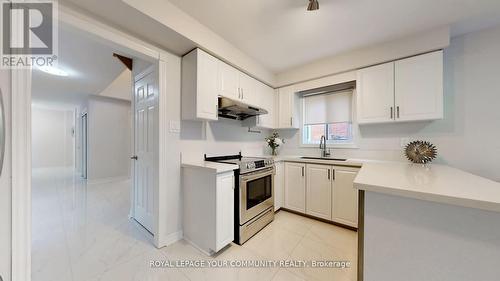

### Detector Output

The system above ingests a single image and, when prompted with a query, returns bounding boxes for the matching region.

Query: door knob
[131,155,138,160]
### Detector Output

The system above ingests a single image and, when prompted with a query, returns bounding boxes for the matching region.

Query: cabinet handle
[290,117,293,126]
[332,169,335,180]
[328,169,330,180]
[302,166,304,177]
[390,107,393,119]
[397,106,400,119]
[241,88,244,100]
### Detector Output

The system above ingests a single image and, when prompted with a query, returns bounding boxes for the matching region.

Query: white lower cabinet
[182,168,234,255]
[284,162,359,228]
[332,167,359,227]
[306,164,332,220]
[216,172,235,251]
[284,162,306,213]
[274,161,284,211]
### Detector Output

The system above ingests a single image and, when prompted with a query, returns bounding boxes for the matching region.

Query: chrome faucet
[319,135,331,158]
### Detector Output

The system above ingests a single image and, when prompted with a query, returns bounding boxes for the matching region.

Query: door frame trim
[11,4,174,281]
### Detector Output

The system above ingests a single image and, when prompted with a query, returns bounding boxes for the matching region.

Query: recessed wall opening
[30,23,156,281]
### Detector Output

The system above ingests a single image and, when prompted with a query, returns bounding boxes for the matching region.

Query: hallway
[31,168,153,281]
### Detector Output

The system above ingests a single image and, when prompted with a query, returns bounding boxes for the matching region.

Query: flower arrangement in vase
[265,131,285,156]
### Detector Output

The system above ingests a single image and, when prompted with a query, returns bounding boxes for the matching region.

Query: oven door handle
[240,168,275,182]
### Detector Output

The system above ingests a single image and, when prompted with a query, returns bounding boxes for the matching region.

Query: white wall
[0,70,11,281]
[364,191,500,281]
[276,27,450,87]
[279,24,500,182]
[98,69,132,101]
[180,119,273,163]
[32,107,75,169]
[87,96,131,181]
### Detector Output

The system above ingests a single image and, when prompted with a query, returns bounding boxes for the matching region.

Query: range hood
[218,96,268,120]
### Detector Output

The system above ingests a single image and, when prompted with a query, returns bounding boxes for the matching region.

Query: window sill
[300,143,359,149]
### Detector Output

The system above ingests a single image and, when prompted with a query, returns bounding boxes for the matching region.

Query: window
[303,123,353,144]
[302,90,354,146]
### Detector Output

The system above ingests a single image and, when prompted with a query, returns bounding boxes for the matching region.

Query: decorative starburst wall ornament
[404,140,437,164]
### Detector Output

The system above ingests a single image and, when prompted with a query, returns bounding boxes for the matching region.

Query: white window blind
[303,90,353,125]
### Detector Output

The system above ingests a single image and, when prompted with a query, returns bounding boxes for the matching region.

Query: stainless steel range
[205,153,275,244]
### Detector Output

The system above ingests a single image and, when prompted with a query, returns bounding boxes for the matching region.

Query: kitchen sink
[300,157,347,161]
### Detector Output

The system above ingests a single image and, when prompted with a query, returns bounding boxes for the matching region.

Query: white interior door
[133,68,158,233]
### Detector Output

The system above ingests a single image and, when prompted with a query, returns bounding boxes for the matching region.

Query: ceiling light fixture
[37,65,69,77]
[307,0,319,11]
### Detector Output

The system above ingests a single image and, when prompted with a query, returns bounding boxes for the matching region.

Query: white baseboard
[157,231,183,249]
[87,176,130,185]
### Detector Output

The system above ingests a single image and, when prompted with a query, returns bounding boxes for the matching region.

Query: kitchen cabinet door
[306,164,332,220]
[216,172,235,251]
[356,62,395,124]
[182,48,218,121]
[257,83,275,129]
[284,162,306,213]
[218,61,240,100]
[277,86,299,129]
[239,73,256,106]
[198,52,219,120]
[332,167,359,228]
[395,51,443,122]
[274,161,284,211]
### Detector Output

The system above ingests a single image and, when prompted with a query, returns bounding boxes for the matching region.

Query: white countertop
[181,161,239,174]
[354,162,500,213]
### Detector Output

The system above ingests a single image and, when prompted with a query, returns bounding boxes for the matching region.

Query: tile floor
[32,168,358,281]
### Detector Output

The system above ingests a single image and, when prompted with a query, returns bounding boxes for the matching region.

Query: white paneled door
[133,68,158,233]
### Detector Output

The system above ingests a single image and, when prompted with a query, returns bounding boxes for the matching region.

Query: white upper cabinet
[277,85,299,129]
[356,51,444,124]
[356,62,395,124]
[395,51,443,121]
[255,82,275,128]
[217,60,258,107]
[239,73,257,106]
[182,49,219,121]
[217,61,240,100]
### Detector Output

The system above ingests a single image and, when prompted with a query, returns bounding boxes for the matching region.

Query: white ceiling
[167,0,500,72]
[32,25,128,106]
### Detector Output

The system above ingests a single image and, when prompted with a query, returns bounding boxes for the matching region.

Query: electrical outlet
[400,138,410,148]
